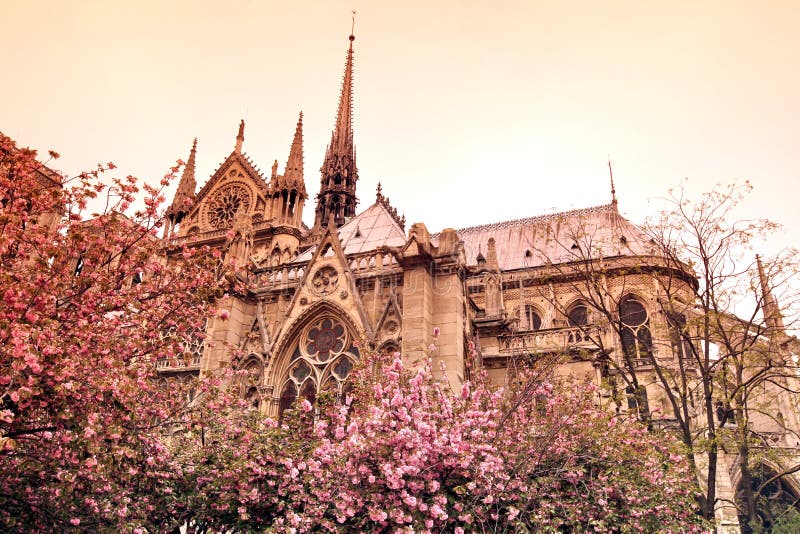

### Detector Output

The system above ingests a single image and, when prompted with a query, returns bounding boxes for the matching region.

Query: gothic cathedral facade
[158,33,800,530]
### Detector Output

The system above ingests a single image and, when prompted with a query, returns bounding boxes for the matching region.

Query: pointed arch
[269,300,364,415]
[735,462,800,532]
[618,294,654,363]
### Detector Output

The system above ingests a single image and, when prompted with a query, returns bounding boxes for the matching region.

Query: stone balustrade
[156,354,201,370]
[498,325,601,355]
[168,220,276,246]
[249,251,400,289]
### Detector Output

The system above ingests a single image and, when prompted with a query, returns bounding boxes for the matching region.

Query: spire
[314,29,360,228]
[166,138,197,222]
[608,157,618,210]
[235,119,245,153]
[331,34,355,157]
[284,111,305,193]
[756,254,785,333]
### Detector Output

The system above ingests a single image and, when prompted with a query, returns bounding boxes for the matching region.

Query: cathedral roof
[296,200,406,262]
[435,203,657,271]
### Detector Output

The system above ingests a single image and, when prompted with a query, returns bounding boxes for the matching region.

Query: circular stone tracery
[304,317,346,363]
[206,183,252,228]
[310,267,339,296]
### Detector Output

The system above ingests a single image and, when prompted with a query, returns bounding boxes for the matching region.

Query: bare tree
[522,182,800,528]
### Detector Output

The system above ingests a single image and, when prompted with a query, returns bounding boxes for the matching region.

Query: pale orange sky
[2,1,798,261]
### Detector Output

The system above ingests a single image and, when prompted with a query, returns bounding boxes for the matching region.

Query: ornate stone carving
[245,359,263,385]
[385,320,399,334]
[302,317,348,364]
[206,182,252,229]
[310,266,339,296]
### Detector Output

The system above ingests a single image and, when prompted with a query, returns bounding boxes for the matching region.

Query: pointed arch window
[567,303,588,327]
[522,305,542,331]
[619,296,653,364]
[279,315,359,419]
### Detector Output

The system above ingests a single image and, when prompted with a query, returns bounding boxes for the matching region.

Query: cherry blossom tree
[0,134,229,531]
[178,347,707,532]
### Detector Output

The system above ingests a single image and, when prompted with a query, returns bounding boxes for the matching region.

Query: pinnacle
[283,111,306,196]
[167,138,198,219]
[235,119,245,153]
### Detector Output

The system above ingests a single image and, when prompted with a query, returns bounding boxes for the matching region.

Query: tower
[313,32,358,228]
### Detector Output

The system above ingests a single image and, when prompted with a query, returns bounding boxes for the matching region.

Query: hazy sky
[2,1,798,259]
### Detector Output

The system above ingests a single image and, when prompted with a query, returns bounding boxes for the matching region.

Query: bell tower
[313,31,358,228]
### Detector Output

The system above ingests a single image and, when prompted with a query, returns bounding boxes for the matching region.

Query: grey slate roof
[296,201,655,272]
[434,204,657,271]
[296,201,407,262]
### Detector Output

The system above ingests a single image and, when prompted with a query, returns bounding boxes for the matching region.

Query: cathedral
[156,32,800,530]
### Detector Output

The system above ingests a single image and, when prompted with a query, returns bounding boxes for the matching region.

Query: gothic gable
[272,219,374,355]
[182,151,270,234]
[374,290,403,346]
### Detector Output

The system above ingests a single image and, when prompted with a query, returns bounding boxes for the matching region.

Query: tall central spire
[332,35,355,156]
[314,28,359,229]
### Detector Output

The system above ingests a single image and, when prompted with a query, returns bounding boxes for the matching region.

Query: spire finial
[235,119,245,153]
[376,181,383,201]
[608,156,618,210]
[350,10,356,44]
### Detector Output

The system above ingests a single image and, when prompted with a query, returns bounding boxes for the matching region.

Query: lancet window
[522,305,542,331]
[567,303,588,327]
[618,296,654,363]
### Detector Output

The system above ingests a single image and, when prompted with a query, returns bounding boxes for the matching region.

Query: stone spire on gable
[486,237,500,272]
[268,114,308,228]
[756,254,785,333]
[165,138,198,236]
[314,30,359,229]
[284,112,305,196]
[235,119,245,153]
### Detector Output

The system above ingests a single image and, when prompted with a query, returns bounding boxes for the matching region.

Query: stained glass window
[278,315,360,418]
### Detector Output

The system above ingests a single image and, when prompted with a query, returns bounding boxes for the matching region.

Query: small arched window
[567,304,588,327]
[619,296,653,363]
[522,305,542,331]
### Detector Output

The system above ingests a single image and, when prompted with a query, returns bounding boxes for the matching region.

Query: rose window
[207,183,251,228]
[304,318,346,363]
